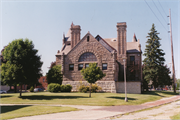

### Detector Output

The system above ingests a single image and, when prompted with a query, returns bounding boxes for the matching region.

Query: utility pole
[168,9,176,93]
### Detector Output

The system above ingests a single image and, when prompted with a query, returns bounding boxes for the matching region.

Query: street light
[122,57,128,102]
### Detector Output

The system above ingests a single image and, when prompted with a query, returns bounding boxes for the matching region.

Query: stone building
[56,22,142,94]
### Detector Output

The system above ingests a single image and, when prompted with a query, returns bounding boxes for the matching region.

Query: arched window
[78,52,97,62]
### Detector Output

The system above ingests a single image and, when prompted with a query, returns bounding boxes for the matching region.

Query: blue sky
[0,0,179,79]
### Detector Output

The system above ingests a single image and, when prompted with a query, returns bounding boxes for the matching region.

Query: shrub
[78,82,102,93]
[29,86,34,92]
[48,83,61,92]
[65,84,72,92]
[60,85,66,92]
[91,83,102,93]
[79,85,89,93]
[78,81,88,93]
[61,84,72,92]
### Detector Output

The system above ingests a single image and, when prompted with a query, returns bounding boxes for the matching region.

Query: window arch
[78,52,97,62]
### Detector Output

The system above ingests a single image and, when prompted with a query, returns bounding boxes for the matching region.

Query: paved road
[1,95,179,120]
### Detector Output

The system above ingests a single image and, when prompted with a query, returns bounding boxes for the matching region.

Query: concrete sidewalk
[2,95,179,120]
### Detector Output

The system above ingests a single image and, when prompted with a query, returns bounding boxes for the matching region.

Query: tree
[157,65,172,87]
[143,24,171,89]
[176,79,180,90]
[49,61,56,69]
[81,63,106,97]
[46,65,63,85]
[0,46,7,64]
[1,38,43,97]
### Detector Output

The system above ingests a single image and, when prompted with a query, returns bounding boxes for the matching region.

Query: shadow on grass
[0,95,13,98]
[107,96,137,100]
[142,91,179,97]
[19,95,88,100]
[1,105,31,113]
[159,91,179,95]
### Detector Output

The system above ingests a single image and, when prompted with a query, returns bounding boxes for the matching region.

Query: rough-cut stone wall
[62,80,116,93]
[116,81,141,94]
[62,33,116,82]
[55,23,143,94]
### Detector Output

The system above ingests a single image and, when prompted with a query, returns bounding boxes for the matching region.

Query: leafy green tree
[81,63,106,97]
[1,38,43,97]
[176,79,180,90]
[46,65,63,85]
[143,24,171,89]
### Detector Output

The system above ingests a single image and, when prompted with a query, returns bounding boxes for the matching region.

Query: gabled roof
[95,35,116,53]
[66,32,98,56]
[57,25,141,56]
[103,37,141,53]
[127,42,140,53]
[65,28,71,41]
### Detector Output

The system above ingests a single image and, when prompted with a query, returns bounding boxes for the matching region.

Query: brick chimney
[116,22,127,57]
[70,23,81,49]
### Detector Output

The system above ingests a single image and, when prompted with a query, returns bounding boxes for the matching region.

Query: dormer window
[111,39,116,41]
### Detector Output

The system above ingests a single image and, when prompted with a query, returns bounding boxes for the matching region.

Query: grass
[0,91,178,106]
[1,105,78,120]
[170,113,180,120]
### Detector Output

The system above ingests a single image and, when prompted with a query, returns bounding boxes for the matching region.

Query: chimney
[70,23,81,49]
[116,22,127,56]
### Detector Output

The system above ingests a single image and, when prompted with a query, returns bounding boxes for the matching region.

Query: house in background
[55,22,142,94]
[38,76,48,90]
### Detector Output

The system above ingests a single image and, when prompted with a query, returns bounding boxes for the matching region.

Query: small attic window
[97,37,100,41]
[87,36,89,42]
[112,39,116,41]
[67,43,70,45]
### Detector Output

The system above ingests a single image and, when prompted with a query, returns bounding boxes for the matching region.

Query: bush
[91,84,102,93]
[60,85,65,92]
[65,84,72,92]
[48,83,61,92]
[79,84,89,93]
[61,84,72,92]
[78,82,102,93]
[29,86,34,92]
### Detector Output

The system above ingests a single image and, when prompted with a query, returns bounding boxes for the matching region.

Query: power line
[152,0,167,24]
[144,0,167,31]
[157,0,167,18]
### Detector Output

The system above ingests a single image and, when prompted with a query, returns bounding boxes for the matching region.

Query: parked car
[0,90,7,94]
[34,88,43,92]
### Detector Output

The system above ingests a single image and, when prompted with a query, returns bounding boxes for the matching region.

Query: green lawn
[0,91,178,106]
[1,105,78,120]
